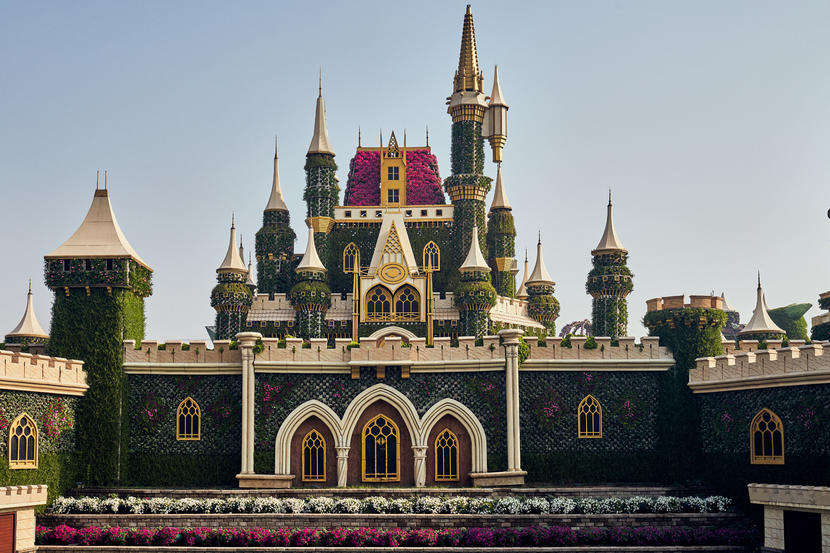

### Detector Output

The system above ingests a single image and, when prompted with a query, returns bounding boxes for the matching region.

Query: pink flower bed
[36,524,757,547]
[344,149,444,206]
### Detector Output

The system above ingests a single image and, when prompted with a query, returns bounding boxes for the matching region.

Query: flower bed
[48,495,732,515]
[36,525,757,548]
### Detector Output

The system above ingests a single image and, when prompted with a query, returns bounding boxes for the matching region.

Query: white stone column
[237,332,262,475]
[821,512,830,553]
[335,446,350,487]
[499,329,523,472]
[764,506,784,552]
[413,446,428,487]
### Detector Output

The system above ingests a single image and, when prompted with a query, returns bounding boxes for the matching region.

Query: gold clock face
[379,263,406,285]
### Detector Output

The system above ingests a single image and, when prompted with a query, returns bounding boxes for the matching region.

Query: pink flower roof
[343,149,445,206]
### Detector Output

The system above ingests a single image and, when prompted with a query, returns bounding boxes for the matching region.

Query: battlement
[690,340,830,392]
[646,295,724,312]
[0,349,87,396]
[123,334,673,367]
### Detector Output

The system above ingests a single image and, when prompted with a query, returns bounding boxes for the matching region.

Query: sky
[1,0,829,341]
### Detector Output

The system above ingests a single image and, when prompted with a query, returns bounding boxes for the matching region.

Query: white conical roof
[296,224,326,273]
[489,164,511,211]
[307,78,334,155]
[45,188,150,269]
[739,276,785,336]
[592,192,626,254]
[527,235,554,286]
[265,137,288,211]
[516,250,529,298]
[6,281,48,339]
[245,255,256,288]
[489,65,508,107]
[721,292,737,312]
[217,218,247,273]
[460,225,490,273]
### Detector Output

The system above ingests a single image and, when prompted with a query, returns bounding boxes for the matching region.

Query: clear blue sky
[2,0,829,341]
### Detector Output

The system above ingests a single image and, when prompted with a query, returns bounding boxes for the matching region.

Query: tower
[525,235,560,334]
[586,193,632,338]
[486,164,516,296]
[454,225,497,337]
[44,180,153,484]
[255,138,296,295]
[4,280,49,352]
[211,218,254,340]
[445,5,492,269]
[289,224,331,339]
[304,78,338,266]
[738,274,786,342]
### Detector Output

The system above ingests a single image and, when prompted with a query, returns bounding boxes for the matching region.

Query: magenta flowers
[344,149,445,206]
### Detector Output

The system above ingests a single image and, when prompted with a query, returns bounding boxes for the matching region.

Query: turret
[525,235,560,333]
[211,217,254,340]
[586,192,632,338]
[245,254,257,295]
[43,176,153,484]
[482,66,508,163]
[255,137,297,295]
[516,250,529,300]
[454,225,497,337]
[738,273,786,341]
[445,5,492,273]
[4,280,49,352]
[486,164,516,296]
[289,224,331,339]
[304,76,338,266]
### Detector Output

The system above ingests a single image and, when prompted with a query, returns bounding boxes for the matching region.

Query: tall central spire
[266,136,288,211]
[308,72,334,155]
[454,4,483,94]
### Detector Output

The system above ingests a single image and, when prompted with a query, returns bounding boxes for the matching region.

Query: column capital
[236,332,263,349]
[412,445,428,459]
[498,328,523,347]
[335,446,350,458]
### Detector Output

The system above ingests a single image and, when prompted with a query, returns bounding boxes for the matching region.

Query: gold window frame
[8,412,38,469]
[301,429,326,482]
[366,285,393,321]
[434,428,459,482]
[393,285,420,321]
[176,397,201,441]
[750,408,784,465]
[362,414,401,482]
[578,395,602,439]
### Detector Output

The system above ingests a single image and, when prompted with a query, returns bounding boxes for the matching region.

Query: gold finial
[454,4,483,94]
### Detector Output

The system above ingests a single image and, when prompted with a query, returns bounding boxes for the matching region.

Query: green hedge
[125,454,239,487]
[0,452,80,510]
[524,452,661,483]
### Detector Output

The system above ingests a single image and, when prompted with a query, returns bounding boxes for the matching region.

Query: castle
[2,6,829,551]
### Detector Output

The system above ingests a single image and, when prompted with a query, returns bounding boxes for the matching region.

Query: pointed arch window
[176,397,201,441]
[362,414,400,482]
[578,395,602,438]
[343,242,359,274]
[366,285,392,321]
[751,408,784,465]
[302,429,326,482]
[9,413,37,469]
[394,285,420,321]
[434,428,459,482]
[423,241,440,271]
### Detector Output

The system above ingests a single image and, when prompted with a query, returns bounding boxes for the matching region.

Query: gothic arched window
[9,413,37,469]
[578,395,602,438]
[362,414,400,482]
[394,285,420,321]
[751,408,784,465]
[176,397,201,441]
[434,428,459,482]
[302,429,326,481]
[366,286,392,321]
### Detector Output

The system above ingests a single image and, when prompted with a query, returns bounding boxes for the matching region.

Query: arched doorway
[347,400,414,485]
[425,414,472,486]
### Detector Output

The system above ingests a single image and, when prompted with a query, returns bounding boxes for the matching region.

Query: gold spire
[454,5,483,94]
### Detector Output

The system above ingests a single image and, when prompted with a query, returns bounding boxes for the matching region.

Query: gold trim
[447,185,487,202]
[577,395,602,439]
[750,408,784,465]
[308,216,335,234]
[362,414,401,482]
[434,428,460,482]
[301,429,326,482]
[176,396,201,441]
[8,412,38,469]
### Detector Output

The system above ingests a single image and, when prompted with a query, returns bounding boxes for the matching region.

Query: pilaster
[237,332,261,476]
[413,446,428,488]
[335,446,350,488]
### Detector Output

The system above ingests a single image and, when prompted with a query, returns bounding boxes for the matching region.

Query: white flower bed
[48,494,732,515]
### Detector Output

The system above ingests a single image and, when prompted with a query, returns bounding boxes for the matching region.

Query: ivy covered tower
[525,236,560,334]
[44,182,153,484]
[304,79,338,267]
[445,5,492,271]
[211,218,254,339]
[255,139,296,295]
[486,164,516,296]
[586,193,632,338]
[455,225,497,337]
[289,224,331,338]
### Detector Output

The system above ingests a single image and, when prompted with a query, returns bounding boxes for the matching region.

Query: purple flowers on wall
[343,149,445,206]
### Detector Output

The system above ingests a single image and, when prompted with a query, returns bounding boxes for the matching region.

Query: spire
[239,232,244,261]
[6,280,48,339]
[460,225,490,272]
[489,163,511,211]
[296,223,326,274]
[307,73,334,155]
[265,136,288,211]
[217,217,247,273]
[454,5,483,93]
[516,249,529,298]
[527,234,554,286]
[739,273,785,336]
[489,65,507,106]
[245,253,256,290]
[592,190,626,254]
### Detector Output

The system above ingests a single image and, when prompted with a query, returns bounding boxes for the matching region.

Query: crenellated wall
[525,336,670,361]
[123,340,241,365]
[0,349,86,395]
